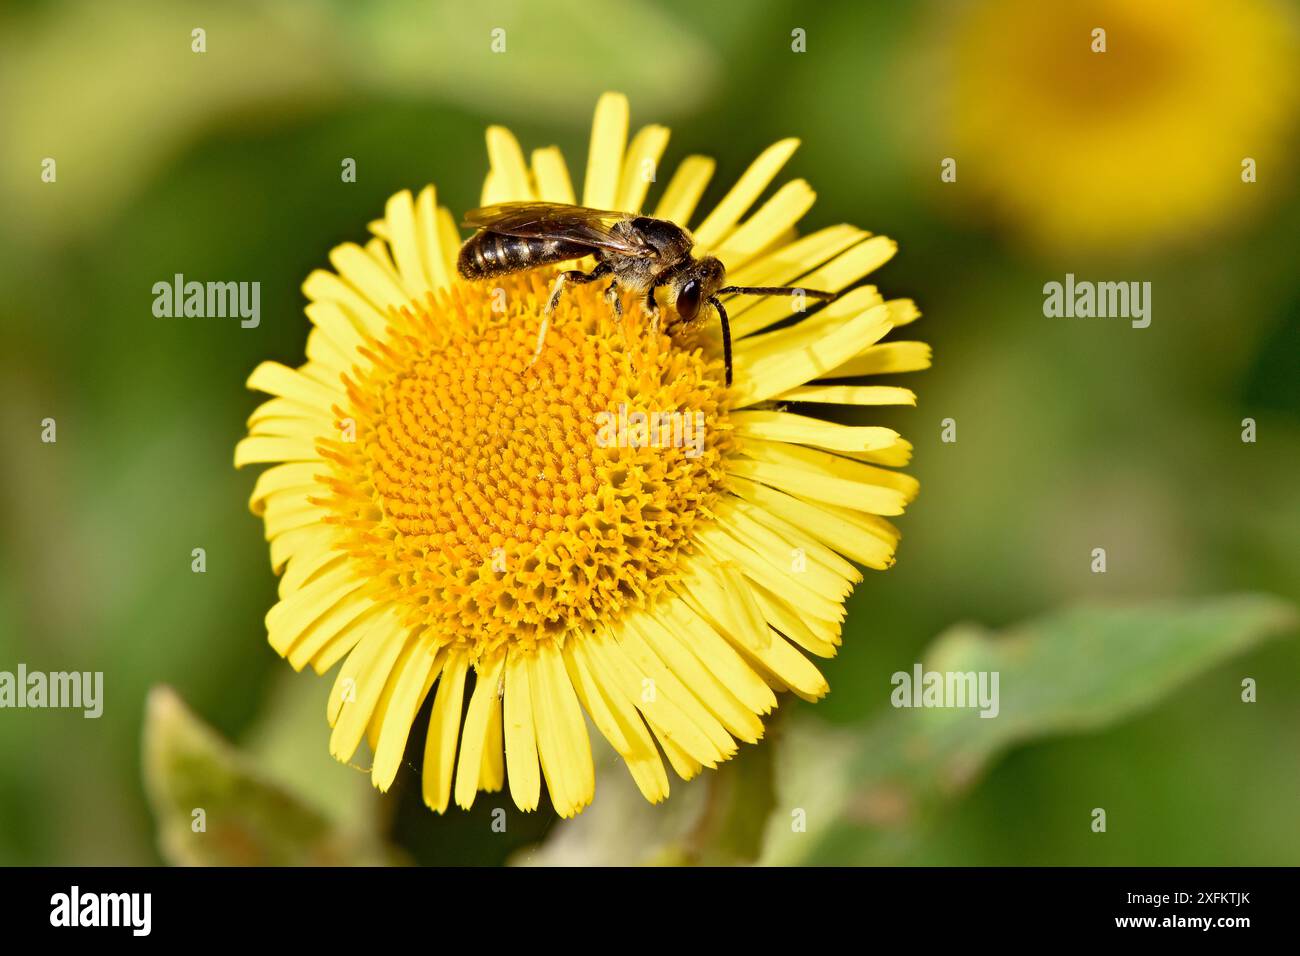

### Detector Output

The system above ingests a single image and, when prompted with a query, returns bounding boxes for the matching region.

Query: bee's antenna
[709,296,733,387]
[718,285,838,301]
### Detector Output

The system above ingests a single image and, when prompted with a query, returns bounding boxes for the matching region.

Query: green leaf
[142,685,402,866]
[760,593,1297,864]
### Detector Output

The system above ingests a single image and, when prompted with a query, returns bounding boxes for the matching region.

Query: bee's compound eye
[676,279,702,322]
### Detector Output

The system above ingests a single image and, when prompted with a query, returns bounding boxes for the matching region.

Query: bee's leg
[604,280,623,319]
[534,262,612,370]
[644,289,661,335]
[545,261,611,315]
[544,276,567,316]
[603,281,634,370]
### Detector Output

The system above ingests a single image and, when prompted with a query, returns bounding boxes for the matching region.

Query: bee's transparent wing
[462,202,655,257]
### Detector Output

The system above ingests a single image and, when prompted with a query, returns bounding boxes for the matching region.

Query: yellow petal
[730,302,895,407]
[657,733,704,782]
[436,206,462,279]
[528,642,594,817]
[415,185,450,291]
[726,455,908,516]
[886,298,921,327]
[248,414,328,443]
[695,526,845,624]
[723,495,861,586]
[725,476,901,572]
[566,639,670,803]
[715,500,859,596]
[266,563,365,657]
[531,146,576,204]
[249,462,323,515]
[662,597,776,715]
[737,629,830,702]
[631,613,765,743]
[372,640,440,792]
[503,648,541,811]
[750,585,840,658]
[287,593,379,672]
[302,268,389,339]
[725,224,866,299]
[329,242,411,312]
[303,300,367,358]
[734,286,886,363]
[246,361,342,407]
[246,396,332,431]
[653,155,715,225]
[830,340,933,377]
[674,554,768,652]
[328,618,410,762]
[729,236,897,338]
[584,628,725,767]
[776,384,917,405]
[479,684,505,793]
[234,436,320,467]
[455,654,507,809]
[269,523,331,574]
[615,619,736,758]
[384,190,430,296]
[744,436,920,503]
[563,640,629,753]
[732,409,903,452]
[583,92,629,209]
[681,578,829,701]
[693,138,800,249]
[422,651,469,812]
[276,544,343,600]
[714,179,816,271]
[485,125,534,203]
[616,124,670,212]
[260,496,328,539]
[479,169,499,207]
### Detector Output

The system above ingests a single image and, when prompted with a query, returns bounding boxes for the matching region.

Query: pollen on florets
[314,270,733,657]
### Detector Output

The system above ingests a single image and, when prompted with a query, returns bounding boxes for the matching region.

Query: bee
[457,201,836,385]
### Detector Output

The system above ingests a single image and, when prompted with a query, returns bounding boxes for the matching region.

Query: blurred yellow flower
[937,0,1300,249]
[235,93,926,817]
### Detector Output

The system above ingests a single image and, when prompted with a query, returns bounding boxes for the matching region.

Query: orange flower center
[317,271,731,656]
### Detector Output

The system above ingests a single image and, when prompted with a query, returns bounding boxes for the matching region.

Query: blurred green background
[1,0,1297,865]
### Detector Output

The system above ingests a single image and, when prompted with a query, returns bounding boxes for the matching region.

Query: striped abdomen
[457,232,592,280]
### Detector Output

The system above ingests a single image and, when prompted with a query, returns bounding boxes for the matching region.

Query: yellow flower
[235,93,927,817]
[936,0,1300,249]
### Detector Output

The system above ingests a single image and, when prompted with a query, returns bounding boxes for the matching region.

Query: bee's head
[669,257,726,328]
